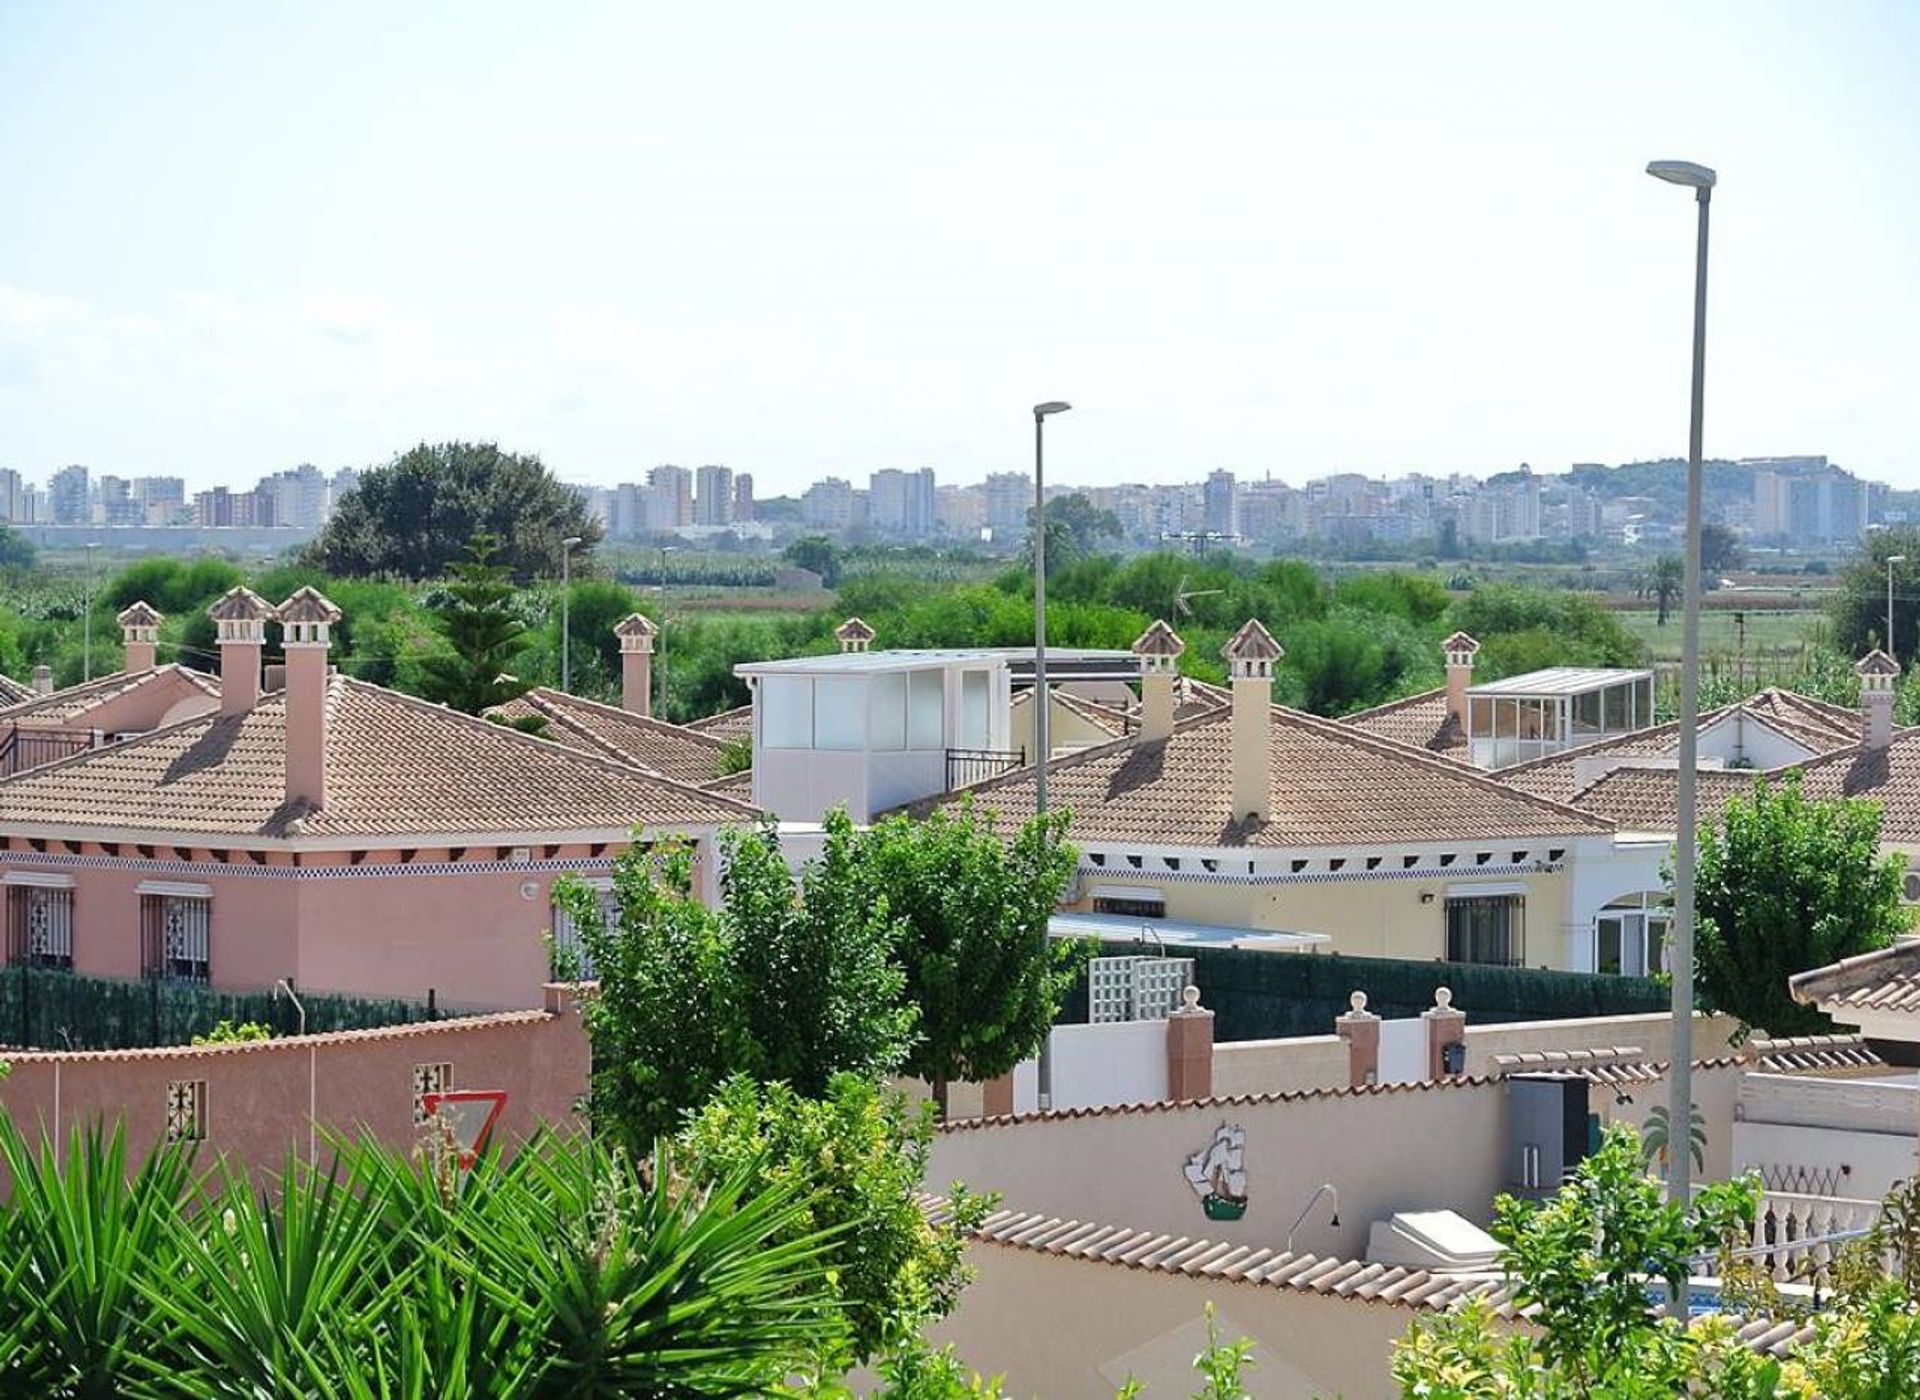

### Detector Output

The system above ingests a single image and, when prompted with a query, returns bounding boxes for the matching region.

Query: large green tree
[858,804,1083,1113]
[417,535,540,717]
[1692,774,1908,1035]
[1833,525,1920,660]
[305,440,601,579]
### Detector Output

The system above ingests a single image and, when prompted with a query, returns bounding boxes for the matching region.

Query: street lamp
[1647,156,1715,1223]
[82,542,100,681]
[657,545,677,715]
[559,536,584,693]
[1888,556,1907,664]
[1031,400,1070,1113]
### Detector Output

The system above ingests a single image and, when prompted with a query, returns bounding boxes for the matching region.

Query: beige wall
[931,1232,1491,1399]
[930,1080,1509,1261]
[0,989,589,1186]
[1212,1035,1350,1098]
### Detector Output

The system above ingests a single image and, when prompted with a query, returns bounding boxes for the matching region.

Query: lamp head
[563,535,584,549]
[1890,555,1908,566]
[1646,160,1717,190]
[1034,401,1072,419]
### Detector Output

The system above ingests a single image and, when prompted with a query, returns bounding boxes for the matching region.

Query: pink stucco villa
[0,586,758,1009]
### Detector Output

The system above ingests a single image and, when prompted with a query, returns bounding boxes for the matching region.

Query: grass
[1617,606,1831,664]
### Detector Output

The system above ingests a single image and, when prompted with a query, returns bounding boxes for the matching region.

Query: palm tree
[1647,555,1685,627]
[1641,1102,1706,1177]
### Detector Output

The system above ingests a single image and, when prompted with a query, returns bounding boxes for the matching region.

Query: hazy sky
[3,2,1917,494]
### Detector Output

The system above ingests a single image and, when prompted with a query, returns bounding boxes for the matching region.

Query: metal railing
[0,725,99,776]
[946,747,1025,790]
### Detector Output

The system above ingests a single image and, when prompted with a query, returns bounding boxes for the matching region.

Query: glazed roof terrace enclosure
[1466,667,1656,770]
[735,647,1141,821]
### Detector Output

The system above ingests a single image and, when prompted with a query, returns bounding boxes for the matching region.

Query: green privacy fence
[0,965,458,1051]
[1061,941,1669,1043]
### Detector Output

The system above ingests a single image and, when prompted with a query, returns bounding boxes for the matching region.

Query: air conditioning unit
[1903,871,1920,905]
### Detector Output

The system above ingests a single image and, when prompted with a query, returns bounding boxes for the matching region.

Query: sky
[2,2,1918,495]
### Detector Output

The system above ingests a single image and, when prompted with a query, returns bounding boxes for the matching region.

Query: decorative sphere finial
[1350,990,1368,1013]
[1434,986,1454,1010]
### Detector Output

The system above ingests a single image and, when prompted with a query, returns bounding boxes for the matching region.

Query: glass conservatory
[1465,667,1655,769]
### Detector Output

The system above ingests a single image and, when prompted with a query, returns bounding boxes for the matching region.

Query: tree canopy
[416,535,540,718]
[304,441,601,579]
[1832,525,1920,660]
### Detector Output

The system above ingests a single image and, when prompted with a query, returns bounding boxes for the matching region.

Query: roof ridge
[518,687,731,750]
[1338,685,1446,722]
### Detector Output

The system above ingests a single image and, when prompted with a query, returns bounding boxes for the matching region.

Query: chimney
[207,586,274,716]
[1857,649,1899,751]
[31,665,52,696]
[1131,619,1185,744]
[115,601,163,672]
[1443,631,1481,730]
[835,616,875,654]
[614,613,658,717]
[1335,991,1381,1087]
[277,586,342,811]
[1222,619,1282,825]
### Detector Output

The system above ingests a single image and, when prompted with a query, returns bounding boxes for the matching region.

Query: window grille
[141,894,210,983]
[7,885,73,969]
[413,1062,453,1126]
[166,1080,207,1142]
[551,884,618,979]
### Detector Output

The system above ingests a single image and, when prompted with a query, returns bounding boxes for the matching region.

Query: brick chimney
[208,587,274,716]
[1857,649,1898,751]
[277,586,342,811]
[1222,619,1282,825]
[1131,619,1185,744]
[614,613,657,716]
[31,665,52,696]
[1335,990,1381,1087]
[1443,631,1480,730]
[115,601,163,672]
[835,616,875,654]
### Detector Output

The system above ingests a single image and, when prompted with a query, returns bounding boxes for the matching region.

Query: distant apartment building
[0,468,29,523]
[132,477,187,525]
[984,472,1032,538]
[1202,469,1238,536]
[1457,467,1542,544]
[330,468,361,507]
[257,463,330,530]
[648,465,694,528]
[938,484,986,538]
[869,467,936,538]
[49,465,90,525]
[1238,480,1299,543]
[96,475,142,526]
[732,472,754,523]
[694,464,734,526]
[802,476,855,531]
[194,487,277,529]
[1748,456,1866,547]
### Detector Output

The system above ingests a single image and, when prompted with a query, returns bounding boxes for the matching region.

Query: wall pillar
[1425,986,1468,1079]
[1334,990,1381,1087]
[981,1072,1015,1118]
[1166,985,1215,1101]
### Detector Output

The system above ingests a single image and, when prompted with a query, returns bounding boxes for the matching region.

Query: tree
[304,440,601,579]
[417,535,541,718]
[1692,774,1908,1035]
[1700,521,1746,576]
[783,536,844,588]
[1832,526,1920,659]
[0,524,35,576]
[1038,493,1123,559]
[857,805,1083,1113]
[1646,554,1684,626]
[556,813,916,1152]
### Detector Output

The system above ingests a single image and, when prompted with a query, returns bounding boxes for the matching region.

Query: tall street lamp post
[1888,555,1907,663]
[1647,158,1715,1227]
[1032,399,1071,1112]
[83,541,100,681]
[559,536,584,693]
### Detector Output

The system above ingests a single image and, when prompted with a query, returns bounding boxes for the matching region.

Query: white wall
[1560,834,1668,972]
[1007,1020,1168,1114]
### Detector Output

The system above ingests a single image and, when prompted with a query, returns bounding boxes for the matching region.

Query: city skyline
[3,4,1918,492]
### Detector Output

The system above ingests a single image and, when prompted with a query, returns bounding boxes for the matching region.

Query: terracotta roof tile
[115,600,164,628]
[0,665,219,726]
[488,688,735,786]
[0,675,758,840]
[1339,689,1469,761]
[276,586,343,624]
[834,616,876,642]
[914,705,1606,847]
[613,612,658,640]
[1132,620,1186,658]
[685,704,753,742]
[1791,942,1920,1016]
[1222,618,1283,662]
[0,674,31,707]
[207,586,274,622]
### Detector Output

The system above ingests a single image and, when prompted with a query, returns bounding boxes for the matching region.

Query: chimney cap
[115,600,164,629]
[834,616,876,643]
[1132,619,1187,658]
[276,586,343,625]
[1222,618,1284,663]
[613,612,659,639]
[1442,630,1481,656]
[1856,649,1900,678]
[207,586,275,623]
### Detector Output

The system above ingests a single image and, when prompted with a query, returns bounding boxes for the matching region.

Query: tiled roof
[1132,620,1186,658]
[930,1200,1816,1356]
[1222,618,1283,662]
[1748,1034,1885,1074]
[1858,649,1900,678]
[488,688,735,787]
[1790,942,1920,1016]
[1490,1046,1664,1085]
[915,705,1607,847]
[613,612,658,640]
[685,704,753,742]
[700,769,755,800]
[0,665,219,726]
[1009,687,1131,741]
[115,601,164,628]
[1565,766,1755,832]
[1338,689,1468,761]
[0,675,758,840]
[3,1007,553,1063]
[276,586,342,625]
[1173,676,1232,719]
[0,674,34,706]
[834,616,876,642]
[1442,630,1480,654]
[207,586,274,622]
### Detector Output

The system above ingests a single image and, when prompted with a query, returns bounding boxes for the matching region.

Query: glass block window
[413,1062,453,1126]
[166,1080,207,1142]
[7,884,73,969]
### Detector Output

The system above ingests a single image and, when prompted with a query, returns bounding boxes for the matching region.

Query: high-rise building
[330,468,361,512]
[1202,469,1238,536]
[132,477,187,525]
[97,475,141,526]
[258,463,330,529]
[732,472,754,522]
[648,465,694,528]
[984,472,1031,539]
[0,469,24,523]
[937,485,986,537]
[802,477,855,531]
[49,464,90,525]
[869,467,936,538]
[695,464,735,526]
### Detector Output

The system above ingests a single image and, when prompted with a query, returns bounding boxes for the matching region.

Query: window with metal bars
[141,894,210,983]
[7,885,73,969]
[413,1062,453,1126]
[550,884,618,980]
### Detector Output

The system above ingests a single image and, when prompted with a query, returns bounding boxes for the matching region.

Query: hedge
[0,965,457,1051]
[1063,941,1669,1042]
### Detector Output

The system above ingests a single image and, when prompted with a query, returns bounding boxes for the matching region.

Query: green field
[1615,606,1831,664]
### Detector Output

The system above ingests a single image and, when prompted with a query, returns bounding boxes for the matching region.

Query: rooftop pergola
[1466,667,1655,769]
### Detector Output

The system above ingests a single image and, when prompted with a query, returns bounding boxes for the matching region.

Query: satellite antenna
[1174,575,1224,618]
[421,1089,508,1177]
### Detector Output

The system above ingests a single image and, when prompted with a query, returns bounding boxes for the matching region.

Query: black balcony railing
[0,725,99,777]
[946,747,1025,790]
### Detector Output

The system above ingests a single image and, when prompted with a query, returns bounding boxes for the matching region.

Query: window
[413,1062,453,1126]
[551,882,617,979]
[1092,891,1167,919]
[1446,894,1524,965]
[7,883,73,969]
[868,673,907,751]
[141,893,209,983]
[166,1080,207,1142]
[762,676,814,749]
[959,670,991,749]
[1592,892,1670,977]
[815,676,866,751]
[908,669,945,749]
